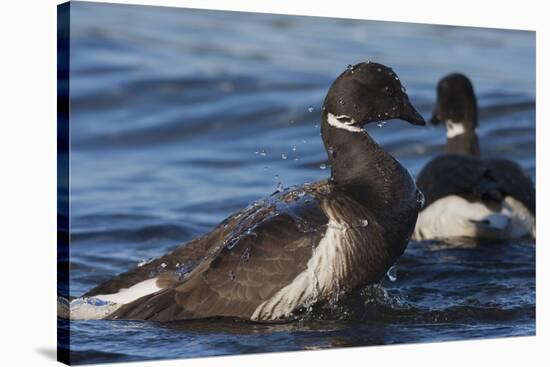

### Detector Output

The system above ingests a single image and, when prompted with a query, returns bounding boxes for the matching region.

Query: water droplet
[319,163,327,170]
[294,157,300,161]
[281,153,288,160]
[302,139,307,144]
[401,86,406,93]
[276,182,284,192]
[308,105,314,113]
[245,228,258,238]
[394,76,399,80]
[263,166,268,171]
[160,263,167,268]
[274,174,279,180]
[313,123,319,128]
[346,64,354,73]
[241,247,251,262]
[322,106,326,111]
[377,68,382,72]
[291,145,297,152]
[225,238,239,250]
[361,219,369,227]
[386,266,397,282]
[377,121,387,128]
[228,270,236,281]
[328,146,336,158]
[417,190,426,209]
[259,149,267,156]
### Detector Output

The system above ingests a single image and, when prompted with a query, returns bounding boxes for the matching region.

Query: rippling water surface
[59,2,536,364]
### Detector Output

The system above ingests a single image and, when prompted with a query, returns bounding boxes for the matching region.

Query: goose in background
[413,73,535,241]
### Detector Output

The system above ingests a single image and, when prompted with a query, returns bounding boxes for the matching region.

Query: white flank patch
[446,120,465,138]
[94,278,162,305]
[251,207,355,321]
[326,113,363,133]
[413,195,535,240]
[57,278,164,321]
[502,196,536,238]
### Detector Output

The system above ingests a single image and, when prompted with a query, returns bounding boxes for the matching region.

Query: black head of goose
[430,73,480,156]
[80,62,425,323]
[413,73,535,241]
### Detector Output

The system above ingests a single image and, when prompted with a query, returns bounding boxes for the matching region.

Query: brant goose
[413,73,535,241]
[82,62,426,322]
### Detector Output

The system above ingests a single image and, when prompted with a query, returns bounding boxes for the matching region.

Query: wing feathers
[107,186,330,321]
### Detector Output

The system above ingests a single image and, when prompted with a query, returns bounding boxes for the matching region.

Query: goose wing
[105,185,330,321]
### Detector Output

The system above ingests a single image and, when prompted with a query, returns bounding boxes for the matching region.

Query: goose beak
[400,97,426,126]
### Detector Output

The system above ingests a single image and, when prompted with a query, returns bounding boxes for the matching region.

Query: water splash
[58,297,120,321]
[175,261,198,280]
[386,266,397,282]
[308,105,314,113]
[319,163,327,170]
[137,258,153,267]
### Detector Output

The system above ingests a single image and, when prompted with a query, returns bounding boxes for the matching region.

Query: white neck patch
[446,120,465,138]
[326,113,363,133]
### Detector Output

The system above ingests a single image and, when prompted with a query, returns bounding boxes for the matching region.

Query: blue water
[60,2,536,364]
